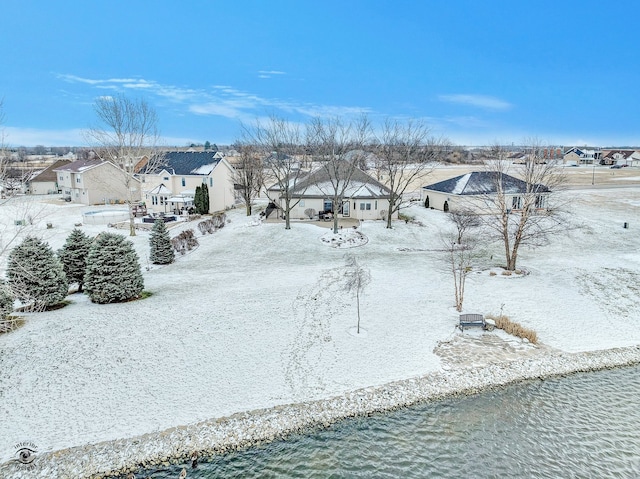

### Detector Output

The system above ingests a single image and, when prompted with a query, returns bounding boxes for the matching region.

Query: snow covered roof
[268,160,392,199]
[145,151,222,176]
[423,171,550,195]
[53,159,106,173]
[145,183,172,196]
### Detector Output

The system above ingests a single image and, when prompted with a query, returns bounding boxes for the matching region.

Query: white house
[139,151,235,214]
[54,159,140,205]
[267,161,397,221]
[563,147,601,165]
[422,171,550,213]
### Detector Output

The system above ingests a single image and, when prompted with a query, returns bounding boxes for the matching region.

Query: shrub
[84,233,144,304]
[304,208,317,220]
[487,314,538,344]
[171,229,199,255]
[0,282,14,320]
[399,212,414,224]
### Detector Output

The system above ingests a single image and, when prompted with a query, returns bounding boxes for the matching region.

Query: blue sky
[1,0,638,148]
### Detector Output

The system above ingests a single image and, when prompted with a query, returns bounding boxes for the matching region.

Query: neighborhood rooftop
[149,151,222,176]
[423,171,550,195]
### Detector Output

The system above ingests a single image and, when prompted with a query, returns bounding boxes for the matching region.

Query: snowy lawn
[1,187,640,463]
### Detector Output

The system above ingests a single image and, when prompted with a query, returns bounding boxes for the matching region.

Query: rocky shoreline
[3,345,640,479]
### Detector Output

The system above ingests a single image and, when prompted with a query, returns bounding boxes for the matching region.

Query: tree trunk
[129,212,136,237]
[356,287,361,334]
[245,203,252,216]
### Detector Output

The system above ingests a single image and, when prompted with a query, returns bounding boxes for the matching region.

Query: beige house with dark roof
[54,159,141,205]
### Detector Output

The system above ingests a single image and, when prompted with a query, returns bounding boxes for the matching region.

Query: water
[131,365,640,478]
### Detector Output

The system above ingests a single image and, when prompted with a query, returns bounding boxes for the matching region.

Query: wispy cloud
[257,70,286,79]
[58,73,370,122]
[438,94,512,111]
[4,126,85,147]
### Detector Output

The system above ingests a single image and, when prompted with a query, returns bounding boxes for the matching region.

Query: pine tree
[149,219,175,265]
[84,233,144,304]
[0,282,14,320]
[7,236,68,311]
[201,182,210,214]
[194,185,203,214]
[58,228,93,292]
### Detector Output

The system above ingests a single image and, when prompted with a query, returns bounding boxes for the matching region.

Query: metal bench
[459,313,486,331]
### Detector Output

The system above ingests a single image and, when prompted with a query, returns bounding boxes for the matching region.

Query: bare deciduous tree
[344,254,371,334]
[448,207,481,245]
[232,140,264,216]
[373,119,447,228]
[85,94,163,236]
[480,141,567,271]
[442,235,478,312]
[244,116,307,229]
[307,116,370,234]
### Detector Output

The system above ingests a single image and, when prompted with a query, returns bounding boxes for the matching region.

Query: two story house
[54,159,141,205]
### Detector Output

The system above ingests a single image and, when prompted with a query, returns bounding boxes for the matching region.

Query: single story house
[267,161,397,221]
[422,171,550,213]
[54,159,141,205]
[139,151,236,214]
[28,159,71,195]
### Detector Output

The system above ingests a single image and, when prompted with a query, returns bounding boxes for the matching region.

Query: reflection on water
[129,365,640,478]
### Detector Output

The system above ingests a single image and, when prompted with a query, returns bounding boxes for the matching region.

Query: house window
[375,200,378,210]
[152,196,158,205]
[360,202,372,210]
[209,178,213,187]
[76,177,81,183]
[181,178,186,187]
[323,199,333,212]
[59,175,64,181]
[512,196,522,210]
[535,195,546,209]
[163,176,169,181]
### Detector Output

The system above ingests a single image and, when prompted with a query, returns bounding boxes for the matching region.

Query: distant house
[600,149,640,166]
[54,159,141,205]
[422,171,550,213]
[267,161,396,220]
[563,147,601,165]
[29,159,71,195]
[139,151,235,214]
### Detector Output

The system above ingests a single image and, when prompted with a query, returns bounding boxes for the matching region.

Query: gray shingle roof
[423,171,550,195]
[148,151,221,176]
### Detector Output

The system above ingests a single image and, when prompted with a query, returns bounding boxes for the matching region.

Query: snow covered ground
[1,185,640,466]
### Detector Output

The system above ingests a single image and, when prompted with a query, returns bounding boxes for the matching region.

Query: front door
[341,201,350,217]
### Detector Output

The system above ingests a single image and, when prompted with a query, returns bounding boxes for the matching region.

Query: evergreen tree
[84,233,144,304]
[149,219,175,265]
[204,140,211,150]
[194,185,203,214]
[7,236,68,311]
[0,282,14,320]
[58,228,93,292]
[201,182,210,214]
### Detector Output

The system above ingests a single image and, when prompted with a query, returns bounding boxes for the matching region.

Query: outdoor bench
[459,313,486,331]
